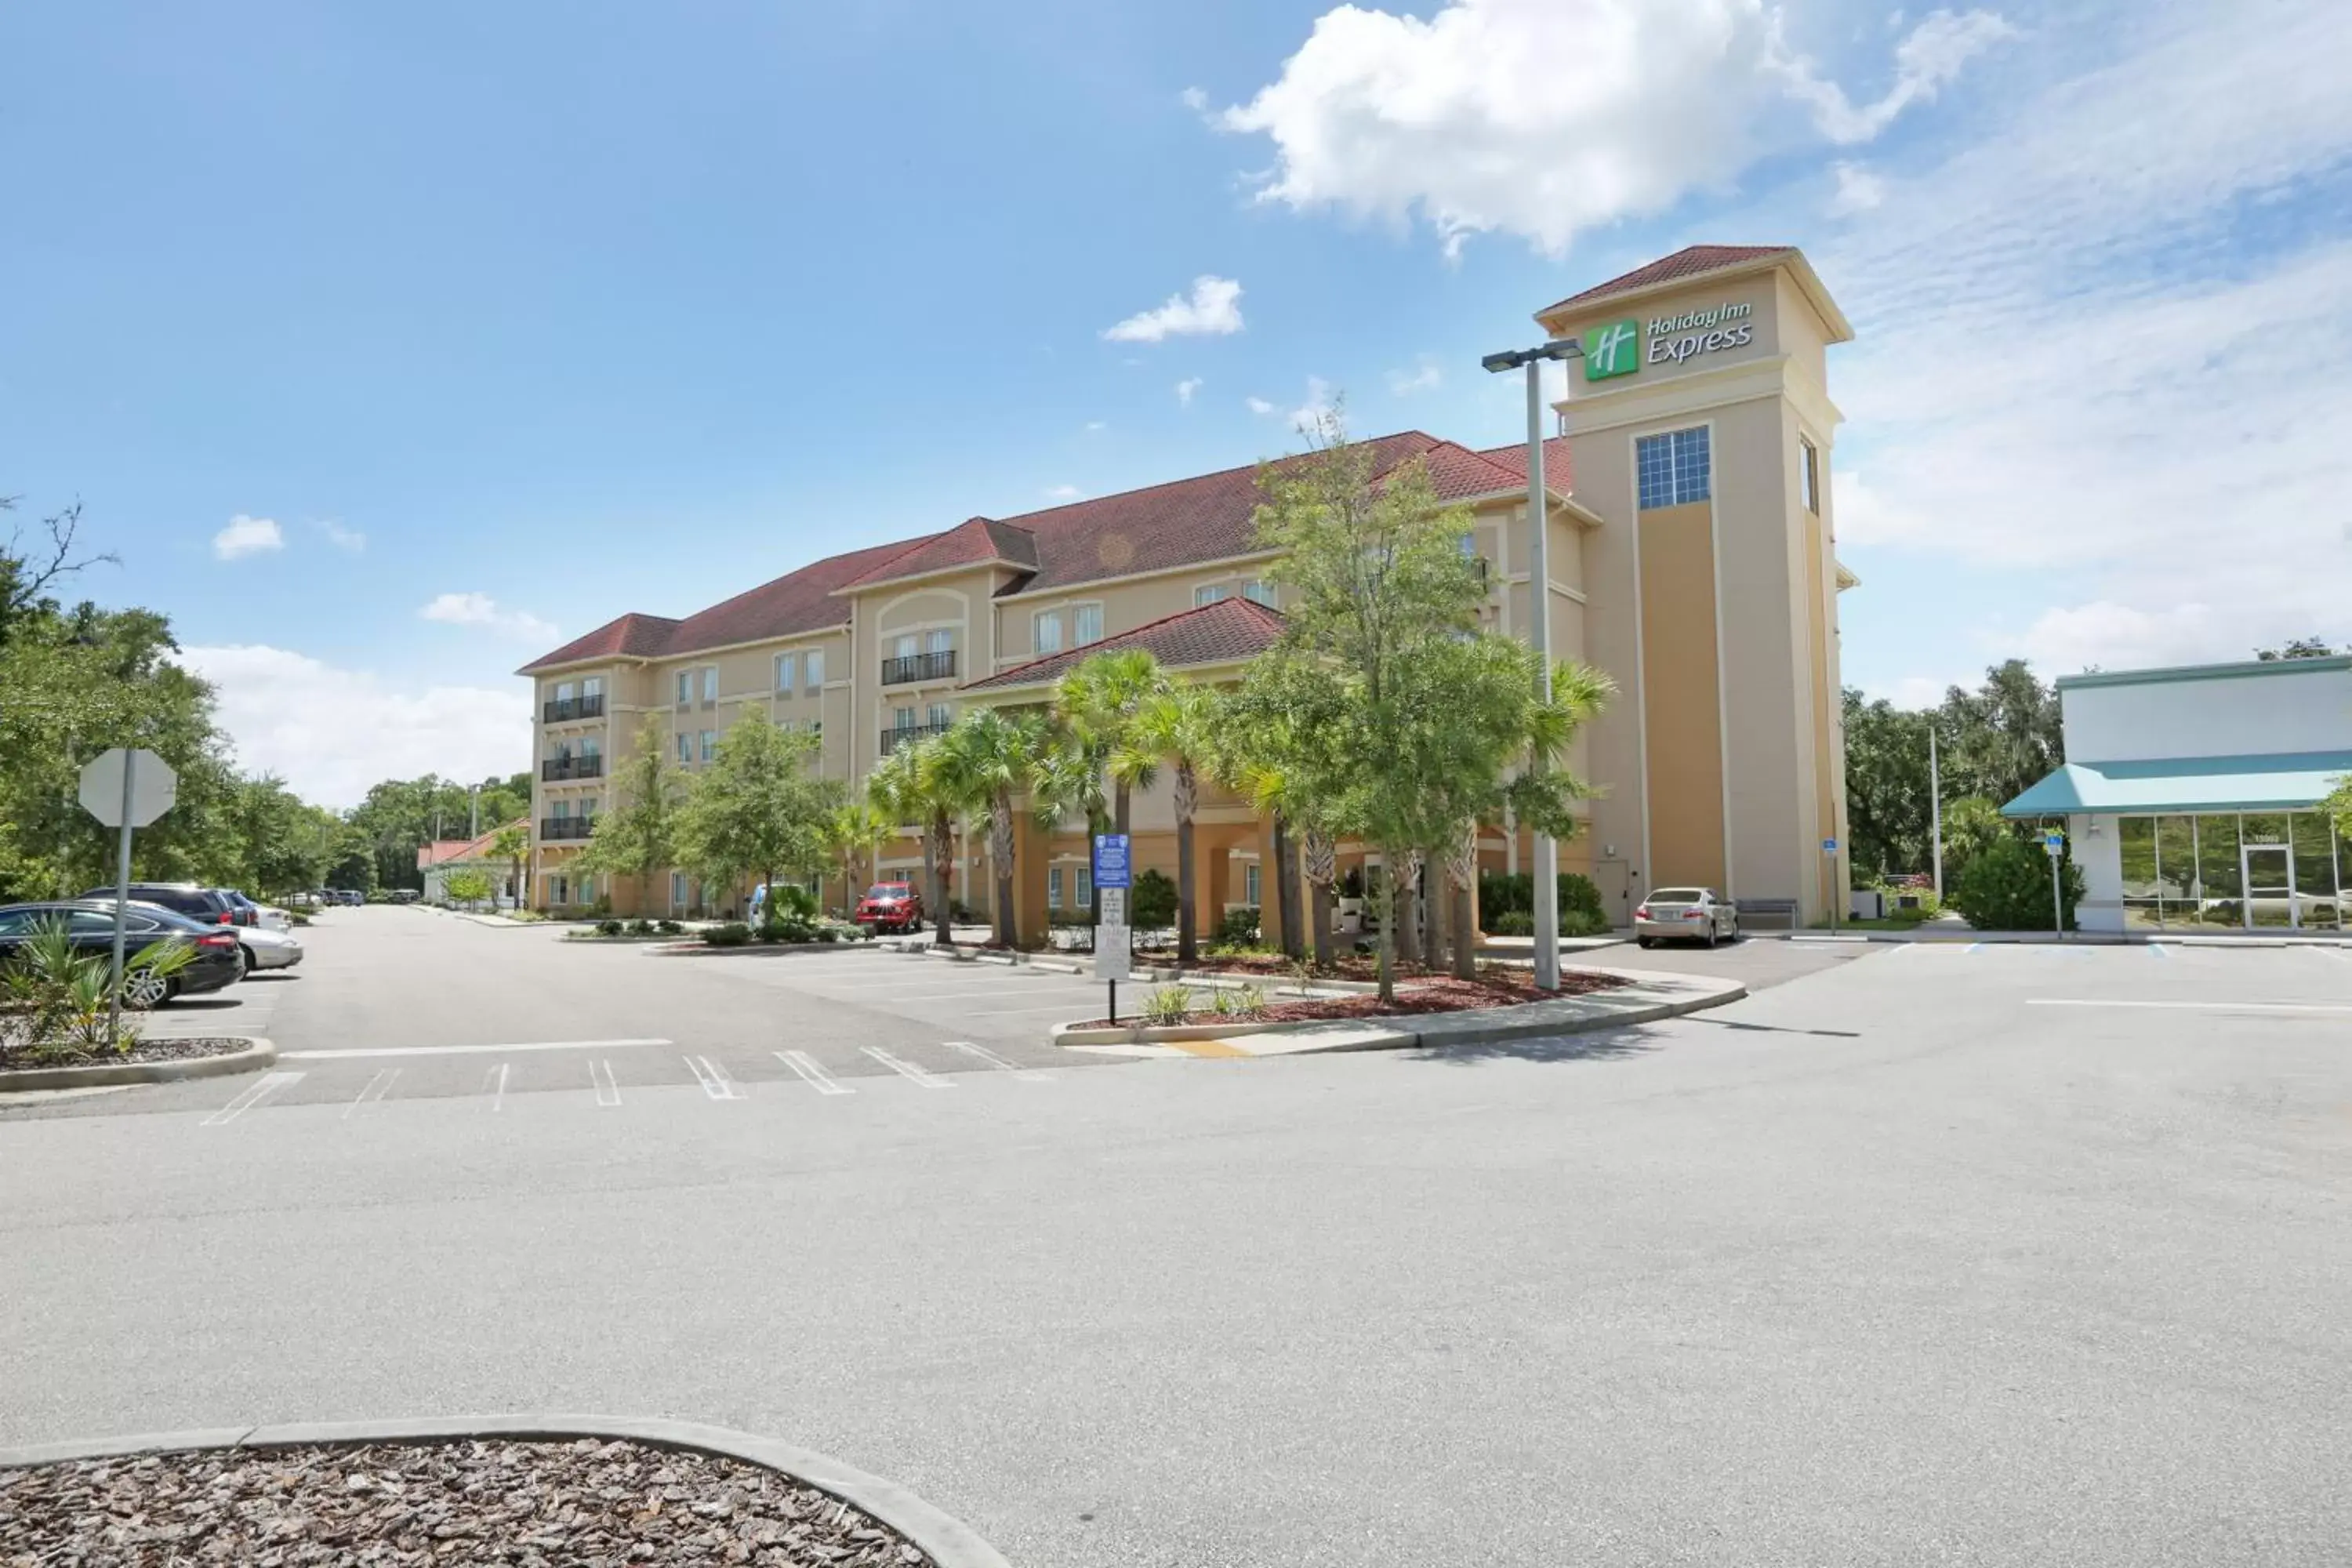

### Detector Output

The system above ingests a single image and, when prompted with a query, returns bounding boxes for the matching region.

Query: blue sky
[6,0,2349,804]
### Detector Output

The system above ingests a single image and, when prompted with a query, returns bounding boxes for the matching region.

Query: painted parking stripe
[860,1045,953,1088]
[2026,998,2352,1014]
[1966,942,1985,954]
[342,1069,399,1120]
[481,1062,510,1112]
[2149,942,2169,957]
[202,1071,303,1125]
[590,1060,621,1108]
[684,1054,746,1100]
[279,1038,671,1060]
[943,1040,1053,1080]
[774,1050,854,1095]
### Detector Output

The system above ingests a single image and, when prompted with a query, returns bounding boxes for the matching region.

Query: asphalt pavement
[3,922,2348,1565]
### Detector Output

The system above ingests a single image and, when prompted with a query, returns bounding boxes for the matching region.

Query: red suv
[853,881,924,932]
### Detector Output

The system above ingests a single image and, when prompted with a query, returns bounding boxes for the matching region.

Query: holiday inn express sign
[1584,301,1755,382]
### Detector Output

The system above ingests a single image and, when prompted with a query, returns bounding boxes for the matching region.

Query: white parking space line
[342,1069,399,1119]
[684,1054,746,1100]
[279,1038,672,1060]
[963,1001,1097,1018]
[861,1046,953,1088]
[774,1050,854,1095]
[201,1071,303,1126]
[2027,997,2352,1014]
[481,1062,510,1112]
[590,1060,621,1108]
[806,982,1090,1002]
[943,1040,1053,1080]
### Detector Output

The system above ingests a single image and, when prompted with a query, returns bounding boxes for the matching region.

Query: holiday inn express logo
[1584,318,1639,380]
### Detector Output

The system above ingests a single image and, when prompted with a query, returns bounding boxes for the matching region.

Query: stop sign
[79,748,178,829]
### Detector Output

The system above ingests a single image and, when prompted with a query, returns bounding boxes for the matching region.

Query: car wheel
[1637,936,1654,949]
[122,968,172,1009]
[239,945,258,971]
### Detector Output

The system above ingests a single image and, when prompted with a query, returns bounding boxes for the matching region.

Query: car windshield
[1650,889,1707,902]
[864,885,909,900]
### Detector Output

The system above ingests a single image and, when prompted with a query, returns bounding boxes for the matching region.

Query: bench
[1737,897,1801,931]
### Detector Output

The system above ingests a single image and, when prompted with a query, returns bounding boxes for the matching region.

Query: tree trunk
[1114,782,1131,838]
[929,810,951,946]
[1173,762,1198,966]
[1304,827,1335,972]
[1308,881,1332,971]
[1448,822,1481,980]
[1396,851,1423,967]
[1271,811,1303,960]
[1374,845,1397,1003]
[991,793,1017,948]
[1422,844,1450,973]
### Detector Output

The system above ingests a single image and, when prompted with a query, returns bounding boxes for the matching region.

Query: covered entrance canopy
[2002,751,2352,818]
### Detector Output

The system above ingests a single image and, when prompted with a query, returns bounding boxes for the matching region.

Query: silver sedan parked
[1634,887,1738,947]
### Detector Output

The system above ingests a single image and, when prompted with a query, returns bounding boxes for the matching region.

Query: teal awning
[2001,751,2352,818]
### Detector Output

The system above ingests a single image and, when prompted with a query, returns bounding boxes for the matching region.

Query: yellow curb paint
[1164,1037,1252,1058]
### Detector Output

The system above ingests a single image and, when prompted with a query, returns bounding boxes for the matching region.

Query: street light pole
[1482,336,1583,991]
[1929,725,1944,903]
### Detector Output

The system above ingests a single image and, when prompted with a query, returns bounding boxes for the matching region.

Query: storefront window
[2118,815,2159,927]
[2156,815,2199,924]
[2293,812,2339,929]
[2195,815,2241,926]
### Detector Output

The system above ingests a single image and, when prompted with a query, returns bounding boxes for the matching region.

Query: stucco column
[1014,811,1051,946]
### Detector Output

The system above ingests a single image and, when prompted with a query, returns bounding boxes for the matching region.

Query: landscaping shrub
[1214,906,1261,947]
[1488,909,1534,937]
[1131,868,1178,929]
[1480,873,1611,935]
[626,917,655,936]
[656,919,682,935]
[1951,837,2082,931]
[0,923,196,1063]
[1142,983,1192,1026]
[596,919,622,936]
[701,922,752,947]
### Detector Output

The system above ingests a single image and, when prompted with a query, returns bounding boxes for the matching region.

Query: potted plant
[1335,866,1364,933]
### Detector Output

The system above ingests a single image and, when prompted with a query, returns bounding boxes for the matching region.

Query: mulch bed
[0,1438,932,1566]
[1073,967,1622,1029]
[0,1036,253,1076]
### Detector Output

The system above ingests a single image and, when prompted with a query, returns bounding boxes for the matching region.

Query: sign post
[1821,837,1839,933]
[2043,828,2067,938]
[1092,833,1132,1022]
[78,747,179,1040]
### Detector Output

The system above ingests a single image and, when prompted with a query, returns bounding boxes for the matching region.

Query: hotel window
[671,871,688,908]
[1076,866,1092,909]
[1194,583,1231,607]
[675,671,692,705]
[894,633,920,659]
[775,652,797,693]
[580,736,601,762]
[676,732,691,764]
[804,649,824,692]
[555,681,575,703]
[550,874,569,906]
[701,666,718,705]
[1049,866,1065,909]
[1073,604,1103,644]
[925,629,952,657]
[582,676,602,700]
[927,702,953,730]
[1635,426,1711,509]
[1799,437,1820,514]
[552,798,570,820]
[1034,610,1064,655]
[699,729,717,762]
[893,706,917,731]
[1242,580,1276,608]
[806,718,823,743]
[1243,862,1261,906]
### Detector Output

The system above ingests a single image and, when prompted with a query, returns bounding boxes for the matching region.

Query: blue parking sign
[1092,833,1131,890]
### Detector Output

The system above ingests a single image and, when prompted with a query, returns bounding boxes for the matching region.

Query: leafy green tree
[1842,688,1933,878]
[1941,795,2009,888]
[487,822,530,909]
[868,742,958,945]
[823,801,891,913]
[672,712,838,920]
[1936,659,2064,810]
[1130,867,1178,930]
[2256,637,2337,661]
[575,717,687,899]
[929,709,1047,947]
[1951,835,2082,931]
[1029,724,1113,926]
[443,867,494,909]
[1053,649,1166,837]
[1116,679,1221,964]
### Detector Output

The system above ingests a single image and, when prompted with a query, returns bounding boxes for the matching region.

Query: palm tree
[1053,649,1167,837]
[929,709,1047,948]
[824,801,889,916]
[867,742,955,946]
[1029,728,1112,926]
[1116,680,1220,964]
[486,822,529,911]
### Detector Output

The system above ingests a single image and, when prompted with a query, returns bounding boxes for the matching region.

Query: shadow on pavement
[1686,1017,1860,1039]
[1408,1025,1658,1066]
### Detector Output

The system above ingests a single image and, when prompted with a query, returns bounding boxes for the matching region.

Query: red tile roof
[840,515,1037,590]
[1538,245,1792,319]
[1472,437,1575,494]
[418,818,528,869]
[517,432,1561,673]
[961,596,1287,693]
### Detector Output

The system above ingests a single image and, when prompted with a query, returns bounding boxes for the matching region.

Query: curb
[1051,967,1744,1052]
[646,941,880,958]
[0,1037,274,1092]
[0,1415,1011,1568]
[882,939,1086,975]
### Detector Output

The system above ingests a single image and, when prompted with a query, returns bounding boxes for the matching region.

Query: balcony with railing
[540,816,595,841]
[880,648,956,686]
[879,722,951,755]
[542,694,605,723]
[540,755,604,782]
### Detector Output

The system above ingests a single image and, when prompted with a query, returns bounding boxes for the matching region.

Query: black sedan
[0,901,245,1004]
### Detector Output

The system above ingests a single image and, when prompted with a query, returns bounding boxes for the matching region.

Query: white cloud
[1244,396,1278,416]
[1175,376,1203,406]
[1102,275,1245,342]
[1823,0,2352,675]
[1251,377,1340,431]
[1828,160,1886,214]
[317,518,366,552]
[1386,358,1443,395]
[1083,419,1107,433]
[1179,85,1208,112]
[1045,484,1085,501]
[419,592,559,644]
[212,514,283,561]
[176,644,528,811]
[1215,0,2011,256]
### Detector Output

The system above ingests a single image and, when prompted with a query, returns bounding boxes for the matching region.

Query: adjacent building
[2002,657,2352,931]
[517,244,1858,937]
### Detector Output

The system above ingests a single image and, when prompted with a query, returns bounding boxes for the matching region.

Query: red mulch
[1072,967,1621,1029]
